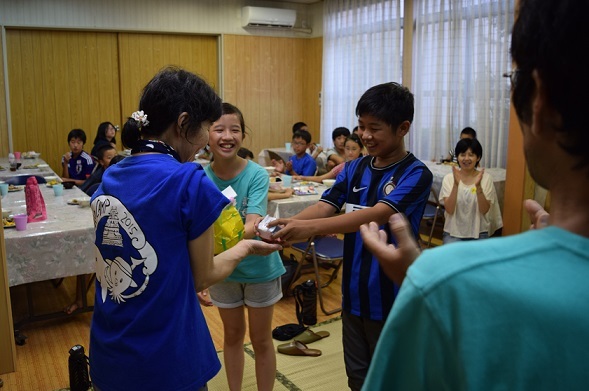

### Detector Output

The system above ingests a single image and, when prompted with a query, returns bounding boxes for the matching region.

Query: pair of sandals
[277,329,330,357]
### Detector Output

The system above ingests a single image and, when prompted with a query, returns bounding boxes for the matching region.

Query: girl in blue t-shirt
[204,103,285,391]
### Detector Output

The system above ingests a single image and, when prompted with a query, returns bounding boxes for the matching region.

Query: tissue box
[258,215,280,240]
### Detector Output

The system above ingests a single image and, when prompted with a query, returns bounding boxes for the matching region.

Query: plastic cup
[281,174,292,188]
[13,214,27,231]
[14,151,21,160]
[53,184,64,196]
[285,142,292,151]
[0,183,7,196]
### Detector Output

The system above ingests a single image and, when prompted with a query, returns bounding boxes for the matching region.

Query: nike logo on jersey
[352,186,367,192]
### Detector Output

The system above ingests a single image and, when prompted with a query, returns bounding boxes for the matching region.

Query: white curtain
[410,0,515,168]
[322,0,514,168]
[321,0,404,149]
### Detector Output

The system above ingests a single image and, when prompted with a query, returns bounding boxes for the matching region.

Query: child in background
[237,147,254,160]
[79,144,118,196]
[262,82,432,391]
[295,133,364,183]
[285,129,317,176]
[443,126,477,162]
[91,121,118,158]
[325,126,351,171]
[61,128,95,186]
[204,103,285,391]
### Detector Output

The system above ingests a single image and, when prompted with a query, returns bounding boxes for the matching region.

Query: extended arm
[189,226,281,291]
[272,202,396,244]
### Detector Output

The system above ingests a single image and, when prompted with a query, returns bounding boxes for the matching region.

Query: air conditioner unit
[242,6,296,29]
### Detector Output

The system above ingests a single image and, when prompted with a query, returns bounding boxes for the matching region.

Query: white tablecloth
[423,160,506,211]
[267,184,328,218]
[2,165,95,287]
[0,157,55,181]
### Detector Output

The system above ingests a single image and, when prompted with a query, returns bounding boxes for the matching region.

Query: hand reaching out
[523,199,550,229]
[359,214,421,286]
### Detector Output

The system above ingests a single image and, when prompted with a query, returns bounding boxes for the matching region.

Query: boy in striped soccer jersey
[264,82,432,391]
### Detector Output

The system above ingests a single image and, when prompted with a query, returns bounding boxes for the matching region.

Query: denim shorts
[208,277,283,308]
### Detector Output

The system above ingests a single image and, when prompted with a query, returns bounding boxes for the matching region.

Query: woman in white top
[440,138,502,244]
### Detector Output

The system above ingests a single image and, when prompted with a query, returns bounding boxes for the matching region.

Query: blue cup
[53,184,64,196]
[0,183,8,196]
[281,174,292,188]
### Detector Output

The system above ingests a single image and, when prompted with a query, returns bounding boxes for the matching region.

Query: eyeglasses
[502,69,521,88]
[292,141,307,146]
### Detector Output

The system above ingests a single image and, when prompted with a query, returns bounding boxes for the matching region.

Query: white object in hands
[258,215,280,240]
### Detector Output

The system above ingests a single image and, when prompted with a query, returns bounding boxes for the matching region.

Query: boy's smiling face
[358,114,408,164]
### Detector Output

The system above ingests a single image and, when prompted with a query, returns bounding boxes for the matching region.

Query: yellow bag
[213,204,245,255]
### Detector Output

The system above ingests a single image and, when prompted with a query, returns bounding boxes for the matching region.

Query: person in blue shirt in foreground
[360,0,589,389]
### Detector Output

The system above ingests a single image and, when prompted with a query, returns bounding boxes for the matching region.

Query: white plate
[68,197,91,206]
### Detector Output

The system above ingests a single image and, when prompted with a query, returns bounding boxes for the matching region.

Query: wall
[223,34,322,155]
[0,0,324,160]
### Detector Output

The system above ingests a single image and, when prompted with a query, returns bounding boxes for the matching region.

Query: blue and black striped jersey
[321,153,432,320]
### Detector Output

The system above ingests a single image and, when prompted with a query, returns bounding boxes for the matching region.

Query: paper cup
[53,184,64,196]
[285,142,292,151]
[0,183,8,196]
[281,174,293,188]
[13,214,27,231]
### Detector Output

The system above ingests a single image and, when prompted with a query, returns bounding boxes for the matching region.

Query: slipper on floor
[294,329,330,345]
[277,340,322,357]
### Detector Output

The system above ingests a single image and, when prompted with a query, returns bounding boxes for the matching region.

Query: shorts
[208,277,283,308]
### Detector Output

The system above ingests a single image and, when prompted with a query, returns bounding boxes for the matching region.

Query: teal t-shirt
[364,227,589,390]
[204,160,285,283]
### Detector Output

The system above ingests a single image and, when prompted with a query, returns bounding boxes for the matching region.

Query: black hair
[121,66,222,149]
[109,155,126,168]
[352,126,359,134]
[94,122,117,145]
[332,127,351,141]
[292,122,307,134]
[237,147,254,160]
[346,133,364,151]
[511,0,589,169]
[68,129,87,144]
[293,129,311,144]
[455,138,483,168]
[95,143,116,161]
[355,82,414,130]
[221,102,246,137]
[460,127,477,139]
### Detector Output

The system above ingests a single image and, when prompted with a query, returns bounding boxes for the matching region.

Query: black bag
[294,279,317,326]
[272,323,307,341]
[69,344,91,391]
[280,252,299,297]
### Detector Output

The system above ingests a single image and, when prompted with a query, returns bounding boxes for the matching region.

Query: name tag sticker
[345,203,368,213]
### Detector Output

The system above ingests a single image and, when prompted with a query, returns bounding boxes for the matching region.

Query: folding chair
[289,235,343,315]
[421,187,445,248]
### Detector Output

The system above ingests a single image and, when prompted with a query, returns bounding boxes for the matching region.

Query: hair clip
[131,110,150,130]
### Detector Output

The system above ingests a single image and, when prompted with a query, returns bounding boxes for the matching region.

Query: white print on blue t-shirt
[92,195,158,304]
[76,159,83,175]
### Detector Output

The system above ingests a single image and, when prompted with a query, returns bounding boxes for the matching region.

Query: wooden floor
[0,247,344,391]
[1,221,443,390]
